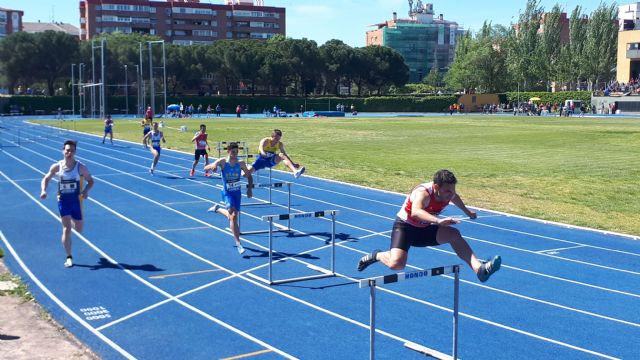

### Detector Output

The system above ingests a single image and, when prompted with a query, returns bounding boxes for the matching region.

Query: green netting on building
[383,22,455,83]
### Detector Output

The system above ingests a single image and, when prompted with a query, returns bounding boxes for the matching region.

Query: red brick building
[0,7,23,39]
[79,0,285,44]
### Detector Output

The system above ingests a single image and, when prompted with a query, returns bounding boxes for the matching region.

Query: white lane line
[0,165,296,360]
[0,230,136,360]
[12,126,636,358]
[536,245,588,253]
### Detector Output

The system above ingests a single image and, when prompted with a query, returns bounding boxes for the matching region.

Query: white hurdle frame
[238,181,292,235]
[359,264,461,360]
[254,210,339,285]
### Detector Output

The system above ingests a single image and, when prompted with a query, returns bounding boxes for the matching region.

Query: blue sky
[0,0,613,47]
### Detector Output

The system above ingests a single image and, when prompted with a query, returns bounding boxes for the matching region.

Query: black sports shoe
[357,250,380,271]
[477,255,501,282]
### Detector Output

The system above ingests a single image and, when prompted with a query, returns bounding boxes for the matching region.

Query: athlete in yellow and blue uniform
[246,129,305,178]
[40,140,94,268]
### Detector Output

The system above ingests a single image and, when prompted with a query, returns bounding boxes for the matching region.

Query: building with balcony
[79,0,285,45]
[366,2,463,83]
[0,7,23,39]
[617,2,640,82]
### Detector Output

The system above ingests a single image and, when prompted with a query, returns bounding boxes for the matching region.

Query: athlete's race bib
[59,181,78,194]
[226,181,241,191]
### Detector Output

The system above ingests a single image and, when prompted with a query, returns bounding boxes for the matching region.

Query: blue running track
[0,118,639,359]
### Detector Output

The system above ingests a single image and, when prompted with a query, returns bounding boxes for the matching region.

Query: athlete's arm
[204,158,224,173]
[451,194,477,219]
[40,163,60,199]
[410,188,459,226]
[240,161,253,198]
[79,164,94,200]
[258,138,269,157]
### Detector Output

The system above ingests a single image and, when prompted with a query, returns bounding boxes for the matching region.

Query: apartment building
[0,7,23,39]
[79,0,285,44]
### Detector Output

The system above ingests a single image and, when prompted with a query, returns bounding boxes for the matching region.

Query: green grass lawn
[35,115,640,236]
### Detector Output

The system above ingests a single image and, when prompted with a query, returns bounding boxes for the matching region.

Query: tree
[508,0,544,90]
[360,45,409,94]
[583,3,618,89]
[538,4,563,90]
[319,39,354,95]
[0,32,38,94]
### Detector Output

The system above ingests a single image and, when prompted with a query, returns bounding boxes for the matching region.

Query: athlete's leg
[275,154,299,173]
[61,216,73,257]
[376,248,408,270]
[436,226,481,272]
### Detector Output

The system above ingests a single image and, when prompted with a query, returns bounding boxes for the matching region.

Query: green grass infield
[32,115,640,237]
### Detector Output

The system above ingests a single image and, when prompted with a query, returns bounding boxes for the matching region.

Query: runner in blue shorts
[143,122,166,174]
[102,114,113,144]
[205,142,253,255]
[40,140,94,268]
[246,129,305,179]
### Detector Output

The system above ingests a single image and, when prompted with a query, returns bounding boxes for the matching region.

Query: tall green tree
[508,0,544,90]
[583,2,618,89]
[538,4,563,90]
[0,32,38,94]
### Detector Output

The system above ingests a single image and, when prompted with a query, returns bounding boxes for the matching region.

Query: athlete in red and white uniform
[190,124,210,177]
[357,169,502,283]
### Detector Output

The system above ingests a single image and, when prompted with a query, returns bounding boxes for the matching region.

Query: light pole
[79,63,85,116]
[124,64,128,115]
[134,64,140,117]
[71,64,75,116]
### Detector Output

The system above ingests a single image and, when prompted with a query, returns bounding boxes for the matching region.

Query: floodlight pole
[124,64,128,115]
[79,63,85,116]
[147,40,166,116]
[71,64,75,116]
[139,42,145,115]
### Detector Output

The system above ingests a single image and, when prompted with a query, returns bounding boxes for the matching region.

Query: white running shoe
[236,244,245,255]
[294,166,305,179]
[208,203,221,213]
[64,256,73,268]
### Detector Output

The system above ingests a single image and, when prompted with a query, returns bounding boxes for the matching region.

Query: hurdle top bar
[262,210,339,221]
[240,181,290,189]
[358,265,461,288]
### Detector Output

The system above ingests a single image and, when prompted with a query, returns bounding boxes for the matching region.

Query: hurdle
[359,264,461,360]
[238,181,293,235]
[216,140,248,159]
[0,121,21,148]
[249,210,339,285]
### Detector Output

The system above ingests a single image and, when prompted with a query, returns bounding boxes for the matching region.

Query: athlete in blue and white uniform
[102,114,114,144]
[142,122,166,174]
[41,140,94,268]
[205,142,253,254]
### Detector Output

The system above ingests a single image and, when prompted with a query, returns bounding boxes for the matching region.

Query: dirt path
[0,258,99,359]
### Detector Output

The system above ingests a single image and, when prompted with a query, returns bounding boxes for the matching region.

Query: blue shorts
[143,126,151,135]
[222,190,242,211]
[58,197,83,221]
[251,154,277,172]
[104,126,112,134]
[152,146,161,154]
